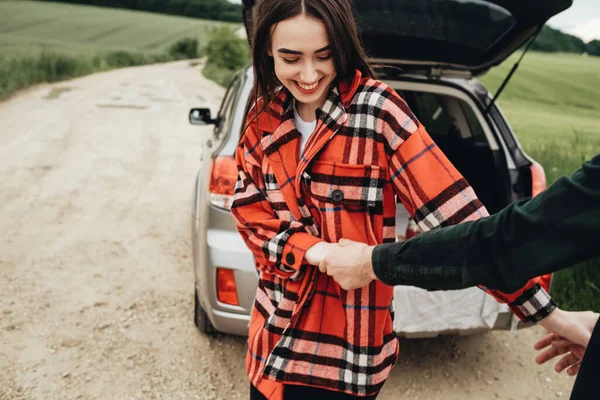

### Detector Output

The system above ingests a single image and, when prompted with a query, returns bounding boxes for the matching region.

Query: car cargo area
[397,86,512,215]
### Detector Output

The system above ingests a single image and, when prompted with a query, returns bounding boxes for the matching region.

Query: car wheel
[194,289,216,335]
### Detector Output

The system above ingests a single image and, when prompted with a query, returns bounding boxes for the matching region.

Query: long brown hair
[242,0,375,136]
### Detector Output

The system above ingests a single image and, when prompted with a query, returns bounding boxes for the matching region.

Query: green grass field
[482,51,600,183]
[0,0,232,56]
[0,0,237,98]
[481,52,600,311]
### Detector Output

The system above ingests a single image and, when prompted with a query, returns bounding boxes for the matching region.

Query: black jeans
[250,384,379,400]
[570,319,600,400]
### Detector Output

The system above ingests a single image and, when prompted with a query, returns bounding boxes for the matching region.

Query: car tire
[194,289,216,335]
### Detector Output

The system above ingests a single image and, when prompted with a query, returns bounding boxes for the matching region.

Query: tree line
[38,0,243,22]
[533,26,600,57]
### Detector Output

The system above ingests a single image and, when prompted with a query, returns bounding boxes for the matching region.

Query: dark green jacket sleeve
[372,154,600,293]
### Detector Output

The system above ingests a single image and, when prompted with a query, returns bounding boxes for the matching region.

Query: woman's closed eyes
[281,54,333,64]
[277,44,332,65]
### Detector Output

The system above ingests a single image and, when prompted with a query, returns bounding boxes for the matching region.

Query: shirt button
[285,253,295,265]
[331,189,344,203]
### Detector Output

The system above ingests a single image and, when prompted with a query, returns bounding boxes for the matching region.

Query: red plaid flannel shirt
[231,70,555,398]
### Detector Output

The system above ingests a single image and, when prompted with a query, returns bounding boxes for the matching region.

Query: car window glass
[403,91,484,141]
[459,101,485,141]
[215,76,241,138]
[404,92,454,137]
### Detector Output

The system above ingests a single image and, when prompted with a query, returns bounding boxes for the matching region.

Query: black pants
[250,384,379,400]
[570,319,600,399]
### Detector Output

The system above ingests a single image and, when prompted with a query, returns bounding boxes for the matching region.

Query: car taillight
[530,160,547,197]
[216,268,239,306]
[210,156,237,211]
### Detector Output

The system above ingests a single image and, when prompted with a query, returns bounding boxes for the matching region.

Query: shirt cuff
[509,284,557,323]
[371,242,396,285]
[281,232,324,271]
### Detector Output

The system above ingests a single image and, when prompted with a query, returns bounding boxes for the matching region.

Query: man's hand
[534,333,586,376]
[318,239,377,290]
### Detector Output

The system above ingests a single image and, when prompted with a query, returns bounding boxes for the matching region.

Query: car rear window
[460,101,485,140]
[401,91,485,141]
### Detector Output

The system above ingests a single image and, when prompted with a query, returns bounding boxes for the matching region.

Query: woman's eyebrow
[276,45,331,55]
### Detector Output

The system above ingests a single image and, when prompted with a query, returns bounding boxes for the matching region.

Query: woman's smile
[294,78,323,94]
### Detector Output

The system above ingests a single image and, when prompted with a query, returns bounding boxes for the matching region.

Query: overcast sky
[227,0,600,42]
[547,0,600,42]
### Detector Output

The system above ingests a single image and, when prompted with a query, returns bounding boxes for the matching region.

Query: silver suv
[189,0,568,337]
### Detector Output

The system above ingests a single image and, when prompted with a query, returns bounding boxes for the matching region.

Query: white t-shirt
[293,103,317,155]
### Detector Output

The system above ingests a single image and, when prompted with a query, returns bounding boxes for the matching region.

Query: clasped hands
[304,239,376,291]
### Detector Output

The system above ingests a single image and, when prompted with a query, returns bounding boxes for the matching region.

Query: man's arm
[372,154,600,293]
[320,155,600,292]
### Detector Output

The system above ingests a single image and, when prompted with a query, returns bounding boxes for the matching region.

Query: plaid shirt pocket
[309,161,385,209]
[307,161,386,244]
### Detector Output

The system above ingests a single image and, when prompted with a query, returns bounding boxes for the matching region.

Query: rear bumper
[210,308,251,336]
[195,227,255,336]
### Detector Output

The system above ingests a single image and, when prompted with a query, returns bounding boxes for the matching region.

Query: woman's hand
[535,309,599,375]
[534,333,586,376]
[538,308,598,348]
[305,242,338,266]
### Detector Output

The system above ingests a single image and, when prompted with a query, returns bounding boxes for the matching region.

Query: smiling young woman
[231,1,558,399]
[267,15,336,121]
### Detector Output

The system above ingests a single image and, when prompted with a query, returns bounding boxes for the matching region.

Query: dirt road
[0,61,576,399]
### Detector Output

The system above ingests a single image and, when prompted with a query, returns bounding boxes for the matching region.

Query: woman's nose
[300,62,318,83]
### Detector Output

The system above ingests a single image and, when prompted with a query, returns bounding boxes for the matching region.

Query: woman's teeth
[297,80,319,90]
